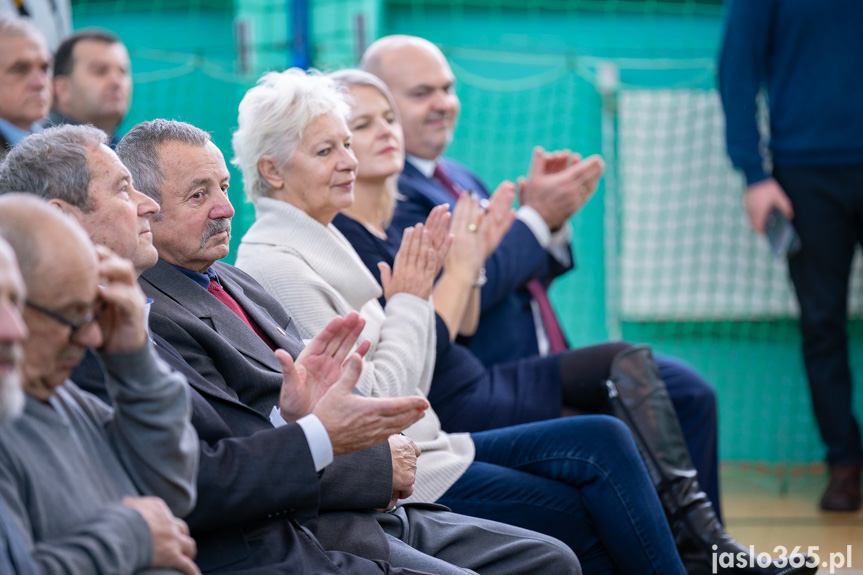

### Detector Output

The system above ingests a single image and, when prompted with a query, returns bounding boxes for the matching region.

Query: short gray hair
[0,15,43,42]
[328,69,401,226]
[232,68,351,202]
[116,119,211,207]
[0,124,108,211]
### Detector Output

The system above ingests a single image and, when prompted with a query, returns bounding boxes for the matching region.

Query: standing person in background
[719,0,863,512]
[0,15,50,161]
[48,30,132,146]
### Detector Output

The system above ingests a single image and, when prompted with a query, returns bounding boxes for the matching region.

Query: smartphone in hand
[764,207,801,260]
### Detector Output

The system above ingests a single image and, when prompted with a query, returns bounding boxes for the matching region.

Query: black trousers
[774,163,863,465]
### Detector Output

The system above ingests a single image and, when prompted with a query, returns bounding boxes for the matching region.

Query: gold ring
[467,223,478,233]
[579,185,588,195]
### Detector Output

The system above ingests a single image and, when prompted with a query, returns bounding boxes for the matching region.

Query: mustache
[201,218,231,248]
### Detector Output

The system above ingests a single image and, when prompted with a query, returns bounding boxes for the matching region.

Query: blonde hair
[329,68,401,227]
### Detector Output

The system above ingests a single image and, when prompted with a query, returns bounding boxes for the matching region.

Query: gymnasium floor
[721,463,862,574]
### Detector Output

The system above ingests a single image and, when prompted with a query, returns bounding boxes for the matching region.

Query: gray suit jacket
[138,259,397,559]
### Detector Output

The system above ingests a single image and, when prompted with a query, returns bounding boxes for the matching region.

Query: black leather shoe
[820,463,861,512]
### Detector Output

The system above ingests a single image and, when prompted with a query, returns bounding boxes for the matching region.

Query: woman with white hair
[233,67,689,575]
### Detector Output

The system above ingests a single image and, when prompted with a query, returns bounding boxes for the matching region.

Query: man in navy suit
[361,34,722,517]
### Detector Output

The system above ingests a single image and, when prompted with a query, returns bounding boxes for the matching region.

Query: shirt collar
[405,154,437,178]
[0,117,43,147]
[171,264,216,290]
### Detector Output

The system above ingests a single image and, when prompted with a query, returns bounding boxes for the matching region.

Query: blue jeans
[437,416,686,575]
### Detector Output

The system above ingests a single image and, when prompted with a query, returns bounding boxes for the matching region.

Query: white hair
[232,68,351,202]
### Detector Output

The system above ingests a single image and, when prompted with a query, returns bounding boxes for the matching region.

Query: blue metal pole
[290,0,311,69]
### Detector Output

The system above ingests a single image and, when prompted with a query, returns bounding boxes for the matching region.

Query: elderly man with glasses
[0,193,201,574]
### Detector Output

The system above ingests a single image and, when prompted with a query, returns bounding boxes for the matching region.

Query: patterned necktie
[526,279,569,354]
[433,164,463,201]
[207,279,277,351]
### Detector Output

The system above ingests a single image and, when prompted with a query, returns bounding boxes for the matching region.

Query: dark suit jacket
[129,260,404,573]
[395,158,574,367]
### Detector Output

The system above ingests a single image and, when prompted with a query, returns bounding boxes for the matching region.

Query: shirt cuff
[517,205,573,267]
[516,205,551,249]
[297,414,334,471]
[548,223,573,267]
[270,407,334,472]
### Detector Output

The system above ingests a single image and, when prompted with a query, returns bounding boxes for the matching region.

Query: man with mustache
[0,194,200,574]
[0,15,51,161]
[48,30,132,146]
[0,235,39,575]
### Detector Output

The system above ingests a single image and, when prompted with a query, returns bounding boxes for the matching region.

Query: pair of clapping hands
[519,146,605,232]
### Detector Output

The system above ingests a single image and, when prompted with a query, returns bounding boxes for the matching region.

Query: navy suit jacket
[118,260,405,573]
[395,158,574,367]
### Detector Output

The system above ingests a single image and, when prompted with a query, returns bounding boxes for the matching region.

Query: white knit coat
[235,197,475,503]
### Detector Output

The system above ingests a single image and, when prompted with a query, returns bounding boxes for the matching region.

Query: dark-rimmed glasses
[25,299,106,341]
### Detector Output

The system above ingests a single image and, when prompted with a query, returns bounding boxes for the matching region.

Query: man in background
[0,15,50,160]
[48,30,132,145]
[719,0,863,511]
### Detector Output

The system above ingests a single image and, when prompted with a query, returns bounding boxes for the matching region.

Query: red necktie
[526,279,569,354]
[433,164,463,201]
[207,279,277,351]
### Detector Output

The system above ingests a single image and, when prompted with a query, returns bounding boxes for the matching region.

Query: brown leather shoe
[820,463,862,512]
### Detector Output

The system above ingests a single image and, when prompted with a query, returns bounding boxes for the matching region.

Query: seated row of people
[0,14,816,575]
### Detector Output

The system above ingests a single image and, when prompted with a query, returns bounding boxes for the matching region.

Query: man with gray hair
[119,118,581,575]
[0,15,51,160]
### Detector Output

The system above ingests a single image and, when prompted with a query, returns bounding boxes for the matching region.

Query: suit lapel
[213,263,305,360]
[142,260,283,372]
[150,332,245,406]
[400,161,456,208]
[440,158,487,199]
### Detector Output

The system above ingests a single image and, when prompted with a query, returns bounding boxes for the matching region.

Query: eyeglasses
[25,299,106,342]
